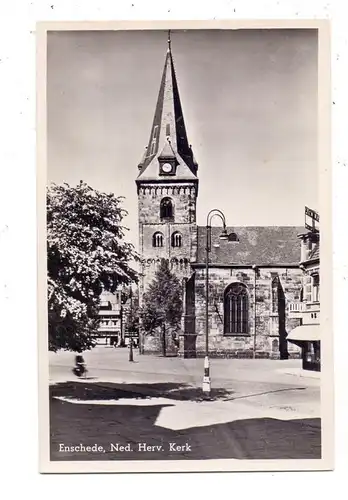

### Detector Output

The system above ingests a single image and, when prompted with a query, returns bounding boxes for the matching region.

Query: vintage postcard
[37,20,333,473]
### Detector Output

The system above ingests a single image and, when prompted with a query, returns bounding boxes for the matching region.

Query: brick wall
[138,183,198,297]
[138,184,197,225]
[190,266,302,358]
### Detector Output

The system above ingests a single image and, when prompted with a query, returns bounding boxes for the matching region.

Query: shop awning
[287,325,320,342]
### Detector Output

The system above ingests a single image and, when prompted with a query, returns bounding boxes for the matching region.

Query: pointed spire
[137,32,198,181]
[167,30,171,52]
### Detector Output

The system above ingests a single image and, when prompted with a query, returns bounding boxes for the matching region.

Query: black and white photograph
[38,21,332,473]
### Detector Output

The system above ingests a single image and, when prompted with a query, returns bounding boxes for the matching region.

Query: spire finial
[167,30,171,51]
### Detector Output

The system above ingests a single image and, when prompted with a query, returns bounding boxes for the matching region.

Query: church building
[136,34,304,359]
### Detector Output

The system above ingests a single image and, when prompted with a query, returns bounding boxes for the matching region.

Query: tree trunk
[162,323,166,357]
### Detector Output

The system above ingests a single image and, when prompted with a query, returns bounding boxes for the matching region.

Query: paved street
[49,346,321,461]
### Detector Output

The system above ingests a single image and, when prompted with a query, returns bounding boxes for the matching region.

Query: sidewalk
[49,346,320,387]
[276,367,321,379]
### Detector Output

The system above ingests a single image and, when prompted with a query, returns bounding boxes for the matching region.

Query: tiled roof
[196,226,304,266]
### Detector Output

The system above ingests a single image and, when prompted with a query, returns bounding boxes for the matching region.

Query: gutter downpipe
[252,265,258,359]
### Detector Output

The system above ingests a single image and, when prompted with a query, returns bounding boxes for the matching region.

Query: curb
[277,370,321,380]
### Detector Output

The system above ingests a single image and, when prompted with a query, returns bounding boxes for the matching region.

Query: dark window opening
[171,232,182,248]
[147,125,159,157]
[224,283,249,334]
[152,232,164,248]
[166,124,171,136]
[99,301,112,311]
[312,273,320,302]
[160,197,174,220]
[150,142,156,155]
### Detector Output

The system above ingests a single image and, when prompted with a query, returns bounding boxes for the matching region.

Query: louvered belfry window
[171,231,182,247]
[152,232,164,248]
[160,197,174,220]
[224,283,249,334]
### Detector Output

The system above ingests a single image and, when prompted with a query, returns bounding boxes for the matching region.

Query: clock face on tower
[161,162,173,174]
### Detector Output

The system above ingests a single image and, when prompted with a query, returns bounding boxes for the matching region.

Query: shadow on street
[50,381,321,462]
[50,380,236,402]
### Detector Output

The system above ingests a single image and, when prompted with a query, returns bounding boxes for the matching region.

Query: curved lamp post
[203,209,229,396]
[127,286,134,362]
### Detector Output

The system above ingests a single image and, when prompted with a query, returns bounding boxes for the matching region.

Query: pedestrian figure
[73,354,87,378]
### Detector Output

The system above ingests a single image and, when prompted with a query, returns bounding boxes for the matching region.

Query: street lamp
[128,287,134,362]
[203,209,229,396]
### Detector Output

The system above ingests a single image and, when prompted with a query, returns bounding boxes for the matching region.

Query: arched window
[171,231,182,247]
[152,232,164,248]
[160,197,174,220]
[224,283,249,335]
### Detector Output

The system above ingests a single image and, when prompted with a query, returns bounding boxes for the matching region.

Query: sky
[47,29,318,247]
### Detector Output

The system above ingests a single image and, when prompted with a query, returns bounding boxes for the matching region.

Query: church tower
[136,33,199,300]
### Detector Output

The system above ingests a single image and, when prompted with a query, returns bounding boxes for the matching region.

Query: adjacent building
[96,290,123,346]
[287,208,320,371]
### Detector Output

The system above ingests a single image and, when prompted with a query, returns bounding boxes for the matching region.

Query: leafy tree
[47,181,138,352]
[141,259,183,355]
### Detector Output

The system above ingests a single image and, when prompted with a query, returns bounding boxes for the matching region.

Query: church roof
[196,226,304,266]
[137,34,198,183]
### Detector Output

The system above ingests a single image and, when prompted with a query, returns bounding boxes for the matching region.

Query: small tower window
[160,197,174,220]
[148,125,159,156]
[152,232,164,248]
[171,231,182,248]
[153,125,159,139]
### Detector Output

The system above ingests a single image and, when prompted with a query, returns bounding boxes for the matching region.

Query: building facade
[287,209,320,370]
[96,291,123,346]
[187,227,304,359]
[136,36,304,359]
